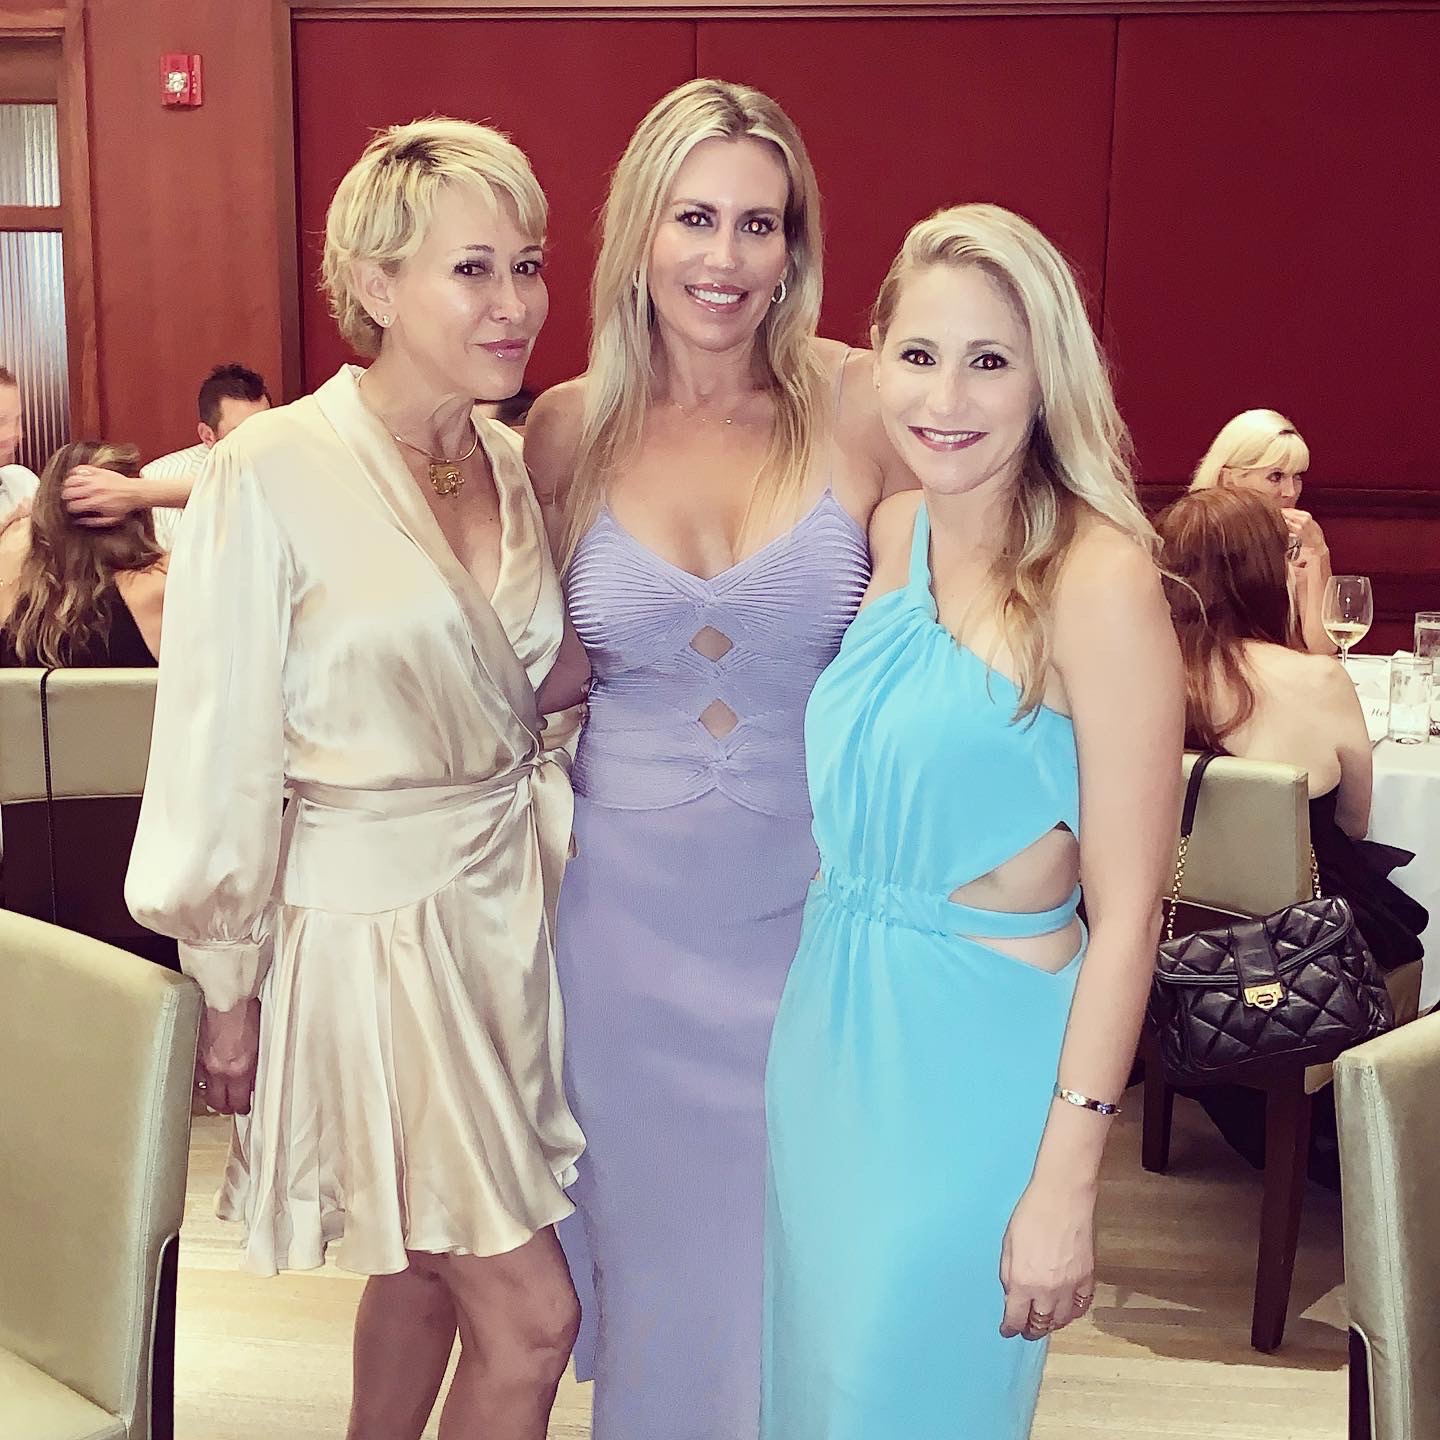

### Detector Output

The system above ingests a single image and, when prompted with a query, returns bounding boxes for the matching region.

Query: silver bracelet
[1054,1083,1121,1117]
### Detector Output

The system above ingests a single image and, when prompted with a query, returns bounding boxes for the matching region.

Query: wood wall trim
[0,10,67,32]
[59,0,100,436]
[284,0,1440,16]
[0,204,62,230]
[272,2,304,403]
[1141,486,1440,522]
[4,2,100,436]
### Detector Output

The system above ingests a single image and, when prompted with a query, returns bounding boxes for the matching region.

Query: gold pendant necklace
[390,428,480,498]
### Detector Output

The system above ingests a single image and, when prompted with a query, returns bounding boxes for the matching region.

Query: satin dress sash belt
[277,754,573,920]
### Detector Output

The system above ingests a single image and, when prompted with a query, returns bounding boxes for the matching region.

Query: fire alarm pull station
[161,54,203,108]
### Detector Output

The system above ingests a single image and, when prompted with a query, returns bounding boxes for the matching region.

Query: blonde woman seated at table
[0,440,166,666]
[1189,408,1333,653]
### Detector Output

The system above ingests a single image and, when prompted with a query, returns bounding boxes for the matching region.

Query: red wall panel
[697,18,1117,351]
[84,0,284,459]
[1105,13,1440,489]
[292,18,695,393]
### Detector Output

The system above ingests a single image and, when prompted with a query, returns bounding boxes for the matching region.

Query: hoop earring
[772,279,788,306]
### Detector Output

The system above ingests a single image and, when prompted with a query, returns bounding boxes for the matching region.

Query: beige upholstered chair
[0,668,165,959]
[0,910,201,1440]
[1335,1015,1440,1440]
[1142,753,1425,1352]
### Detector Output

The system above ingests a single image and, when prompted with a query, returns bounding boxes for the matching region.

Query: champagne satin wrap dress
[126,365,585,1276]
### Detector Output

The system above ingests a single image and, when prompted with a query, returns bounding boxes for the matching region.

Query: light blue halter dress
[763,500,1084,1440]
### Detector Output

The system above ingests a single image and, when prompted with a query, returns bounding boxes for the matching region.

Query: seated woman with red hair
[1155,485,1425,1179]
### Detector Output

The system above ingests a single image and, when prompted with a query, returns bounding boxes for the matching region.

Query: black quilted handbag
[1148,752,1395,1086]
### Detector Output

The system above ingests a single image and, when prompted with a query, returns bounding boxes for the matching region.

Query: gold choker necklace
[390,429,480,498]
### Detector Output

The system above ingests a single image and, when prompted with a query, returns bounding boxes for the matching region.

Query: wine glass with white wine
[1322,576,1373,664]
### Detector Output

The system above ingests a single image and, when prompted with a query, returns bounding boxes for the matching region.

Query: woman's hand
[197,997,261,1115]
[998,1176,1098,1340]
[1281,507,1327,560]
[61,465,141,527]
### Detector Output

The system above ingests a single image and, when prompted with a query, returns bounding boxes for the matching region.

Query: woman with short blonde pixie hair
[764,204,1183,1438]
[526,77,913,1440]
[128,117,584,1440]
[323,117,548,358]
[1190,407,1333,652]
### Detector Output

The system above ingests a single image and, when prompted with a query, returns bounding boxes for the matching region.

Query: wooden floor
[176,1092,1350,1439]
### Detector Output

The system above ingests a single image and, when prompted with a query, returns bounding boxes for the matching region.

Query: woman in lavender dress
[525,80,911,1440]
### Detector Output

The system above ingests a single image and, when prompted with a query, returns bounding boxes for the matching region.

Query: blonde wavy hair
[1190,409,1310,492]
[872,203,1155,721]
[5,441,162,666]
[558,78,825,567]
[321,117,547,357]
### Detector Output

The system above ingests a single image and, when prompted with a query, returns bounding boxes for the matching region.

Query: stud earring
[772,279,788,305]
[378,313,391,328]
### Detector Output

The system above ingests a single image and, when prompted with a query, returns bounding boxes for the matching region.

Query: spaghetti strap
[907,499,931,593]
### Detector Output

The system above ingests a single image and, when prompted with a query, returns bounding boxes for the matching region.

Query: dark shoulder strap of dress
[106,584,158,666]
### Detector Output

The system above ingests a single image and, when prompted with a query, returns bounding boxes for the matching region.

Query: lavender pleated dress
[556,486,870,1440]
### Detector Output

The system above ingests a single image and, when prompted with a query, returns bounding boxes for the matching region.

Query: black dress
[0,583,157,667]
[1309,786,1427,972]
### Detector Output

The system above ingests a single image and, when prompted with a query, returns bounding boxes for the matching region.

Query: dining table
[1370,737,1440,1009]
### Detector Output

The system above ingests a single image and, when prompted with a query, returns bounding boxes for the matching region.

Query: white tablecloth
[1371,738,1440,1008]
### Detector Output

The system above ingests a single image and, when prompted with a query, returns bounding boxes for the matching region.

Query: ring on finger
[1027,1309,1055,1333]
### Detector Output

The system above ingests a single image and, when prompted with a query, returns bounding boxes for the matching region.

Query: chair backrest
[1335,1014,1440,1440]
[0,669,159,948]
[0,911,200,1440]
[1176,752,1312,917]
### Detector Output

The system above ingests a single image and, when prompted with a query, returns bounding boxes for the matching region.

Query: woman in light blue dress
[763,205,1185,1439]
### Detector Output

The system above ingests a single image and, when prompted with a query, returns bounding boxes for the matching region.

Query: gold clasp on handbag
[1243,982,1285,1010]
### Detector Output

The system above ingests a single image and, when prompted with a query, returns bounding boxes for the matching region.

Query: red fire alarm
[161,54,203,108]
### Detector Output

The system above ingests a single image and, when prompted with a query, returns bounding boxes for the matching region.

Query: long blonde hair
[5,441,162,666]
[872,204,1154,720]
[1190,409,1310,491]
[558,79,825,567]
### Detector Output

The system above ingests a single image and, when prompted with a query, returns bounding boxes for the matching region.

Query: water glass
[1415,611,1440,735]
[1388,656,1432,745]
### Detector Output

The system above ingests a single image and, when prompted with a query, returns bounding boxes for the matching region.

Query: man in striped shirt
[62,362,271,547]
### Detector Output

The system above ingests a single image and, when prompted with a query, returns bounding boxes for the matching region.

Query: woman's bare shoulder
[526,377,587,436]
[1058,518,1160,603]
[523,377,589,506]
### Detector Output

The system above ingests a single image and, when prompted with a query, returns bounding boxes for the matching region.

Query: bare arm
[62,465,197,527]
[1044,535,1183,1177]
[1320,659,1373,837]
[1284,510,1336,654]
[832,346,921,505]
[998,530,1184,1338]
[524,381,592,714]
